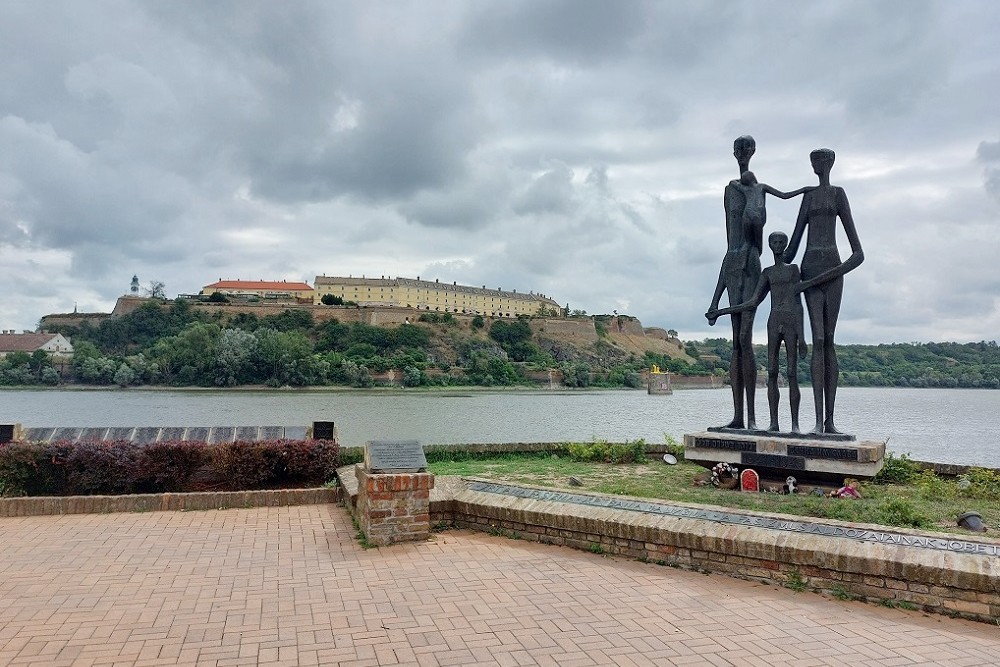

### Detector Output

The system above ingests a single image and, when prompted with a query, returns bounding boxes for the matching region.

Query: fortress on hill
[200,276,561,318]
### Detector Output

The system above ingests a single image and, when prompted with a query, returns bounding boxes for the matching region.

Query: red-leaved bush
[0,438,339,496]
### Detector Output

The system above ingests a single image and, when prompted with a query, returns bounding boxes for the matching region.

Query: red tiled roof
[0,333,58,353]
[204,280,313,291]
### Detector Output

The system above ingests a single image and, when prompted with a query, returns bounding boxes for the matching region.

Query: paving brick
[1,506,999,665]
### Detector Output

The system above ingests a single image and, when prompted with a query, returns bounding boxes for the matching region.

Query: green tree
[213,328,257,386]
[489,318,532,348]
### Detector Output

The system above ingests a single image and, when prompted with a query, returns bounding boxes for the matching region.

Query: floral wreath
[711,462,738,487]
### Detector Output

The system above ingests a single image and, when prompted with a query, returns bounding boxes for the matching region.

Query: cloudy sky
[1,0,998,344]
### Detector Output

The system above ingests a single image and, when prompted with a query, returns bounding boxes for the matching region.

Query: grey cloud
[459,0,649,65]
[978,140,1000,162]
[0,0,998,345]
[512,162,576,216]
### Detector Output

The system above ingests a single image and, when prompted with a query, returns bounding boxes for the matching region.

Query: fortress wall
[530,318,598,342]
[615,317,646,336]
[39,313,111,331]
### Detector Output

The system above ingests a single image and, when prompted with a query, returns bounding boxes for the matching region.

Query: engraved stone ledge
[465,480,1000,558]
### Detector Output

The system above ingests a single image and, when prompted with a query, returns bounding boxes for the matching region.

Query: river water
[0,387,996,467]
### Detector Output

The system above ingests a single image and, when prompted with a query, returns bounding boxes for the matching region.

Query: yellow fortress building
[313,276,561,318]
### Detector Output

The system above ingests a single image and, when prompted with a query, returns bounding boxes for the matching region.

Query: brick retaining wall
[436,481,1000,624]
[0,487,338,517]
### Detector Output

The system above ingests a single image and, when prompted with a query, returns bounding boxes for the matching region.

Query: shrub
[211,439,339,489]
[873,452,919,485]
[273,439,339,484]
[664,434,684,461]
[912,468,955,500]
[875,496,932,529]
[136,441,211,492]
[211,441,276,489]
[2,439,339,496]
[0,441,68,496]
[64,440,140,495]
[567,439,647,464]
[964,467,1000,500]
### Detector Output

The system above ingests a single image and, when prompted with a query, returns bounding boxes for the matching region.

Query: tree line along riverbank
[5,300,998,390]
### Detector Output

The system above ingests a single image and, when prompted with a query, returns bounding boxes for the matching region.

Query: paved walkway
[1,505,998,667]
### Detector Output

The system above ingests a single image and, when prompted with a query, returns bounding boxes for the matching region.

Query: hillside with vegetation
[6,300,997,390]
[13,301,703,388]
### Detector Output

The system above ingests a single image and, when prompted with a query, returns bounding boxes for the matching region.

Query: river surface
[0,387,997,467]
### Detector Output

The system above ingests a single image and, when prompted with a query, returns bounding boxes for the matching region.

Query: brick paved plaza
[1,504,998,666]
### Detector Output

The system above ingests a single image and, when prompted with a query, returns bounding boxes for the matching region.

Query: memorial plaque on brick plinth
[364,440,427,473]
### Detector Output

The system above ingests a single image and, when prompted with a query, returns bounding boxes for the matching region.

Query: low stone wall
[337,441,675,465]
[337,468,1000,624]
[439,481,999,623]
[0,488,338,517]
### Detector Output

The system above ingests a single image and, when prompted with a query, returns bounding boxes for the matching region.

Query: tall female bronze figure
[784,149,864,434]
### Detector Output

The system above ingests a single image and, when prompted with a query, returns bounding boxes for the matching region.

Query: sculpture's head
[810,148,836,176]
[733,135,756,165]
[768,230,789,254]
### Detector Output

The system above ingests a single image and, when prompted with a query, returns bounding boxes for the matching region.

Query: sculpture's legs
[821,279,844,434]
[739,312,757,430]
[804,287,826,434]
[787,339,801,433]
[722,314,745,429]
[766,334,781,432]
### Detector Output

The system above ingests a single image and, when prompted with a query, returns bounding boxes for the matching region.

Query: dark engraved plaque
[693,437,757,452]
[313,421,336,440]
[134,427,161,444]
[0,424,14,443]
[365,440,427,473]
[107,427,135,441]
[185,427,209,442]
[260,426,283,440]
[80,427,109,442]
[235,426,259,441]
[23,427,54,442]
[787,445,858,461]
[741,452,805,470]
[53,427,81,442]
[210,427,236,444]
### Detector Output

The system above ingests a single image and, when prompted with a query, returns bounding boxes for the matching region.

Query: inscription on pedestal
[787,445,859,461]
[365,440,427,473]
[693,437,757,452]
[741,452,805,470]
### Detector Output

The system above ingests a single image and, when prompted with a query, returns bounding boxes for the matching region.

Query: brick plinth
[355,465,434,546]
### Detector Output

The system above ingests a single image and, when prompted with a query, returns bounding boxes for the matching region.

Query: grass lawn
[427,452,1000,537]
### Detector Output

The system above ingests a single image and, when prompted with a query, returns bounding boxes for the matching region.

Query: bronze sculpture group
[706,136,864,435]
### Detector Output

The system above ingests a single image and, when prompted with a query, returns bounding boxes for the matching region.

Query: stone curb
[0,487,340,517]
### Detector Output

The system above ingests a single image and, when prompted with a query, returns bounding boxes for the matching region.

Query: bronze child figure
[708,231,808,433]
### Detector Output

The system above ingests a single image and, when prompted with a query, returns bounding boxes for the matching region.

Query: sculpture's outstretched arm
[707,273,770,321]
[783,194,809,264]
[761,184,815,200]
